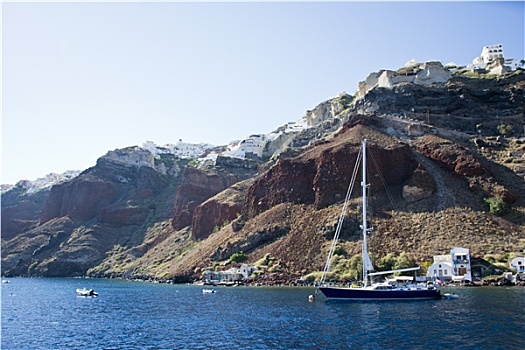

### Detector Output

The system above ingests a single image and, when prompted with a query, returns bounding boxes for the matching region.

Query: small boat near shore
[442,293,459,299]
[202,289,216,294]
[76,288,98,297]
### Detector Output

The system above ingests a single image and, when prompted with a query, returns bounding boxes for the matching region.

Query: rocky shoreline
[98,273,525,288]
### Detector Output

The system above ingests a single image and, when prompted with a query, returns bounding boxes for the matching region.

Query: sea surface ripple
[2,278,524,349]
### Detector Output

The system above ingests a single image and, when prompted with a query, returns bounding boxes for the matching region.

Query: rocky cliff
[354,72,524,136]
[2,68,524,281]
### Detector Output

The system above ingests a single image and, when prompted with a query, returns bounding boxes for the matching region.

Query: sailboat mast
[362,139,369,286]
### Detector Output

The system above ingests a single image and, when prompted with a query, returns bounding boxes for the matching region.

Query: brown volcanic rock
[413,135,519,203]
[2,154,177,277]
[1,186,50,240]
[402,164,436,203]
[40,176,119,222]
[98,204,150,226]
[413,135,488,177]
[244,157,317,219]
[245,124,418,218]
[191,178,254,240]
[192,201,242,240]
[40,158,170,225]
[171,159,258,232]
[1,217,78,276]
[1,200,42,240]
[171,167,236,230]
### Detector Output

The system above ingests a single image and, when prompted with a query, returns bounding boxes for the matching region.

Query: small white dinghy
[202,289,216,294]
[76,288,98,297]
[442,293,459,299]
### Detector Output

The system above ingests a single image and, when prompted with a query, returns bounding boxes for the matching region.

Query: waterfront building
[204,264,257,284]
[510,257,525,273]
[427,247,472,282]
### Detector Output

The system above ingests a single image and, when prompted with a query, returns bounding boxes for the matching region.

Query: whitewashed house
[472,44,504,69]
[204,264,257,284]
[224,134,268,160]
[510,257,525,273]
[427,254,453,281]
[427,247,472,282]
[470,43,524,72]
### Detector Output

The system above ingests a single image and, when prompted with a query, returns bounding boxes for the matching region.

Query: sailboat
[317,139,441,301]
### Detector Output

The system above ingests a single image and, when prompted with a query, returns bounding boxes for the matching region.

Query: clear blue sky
[2,1,524,184]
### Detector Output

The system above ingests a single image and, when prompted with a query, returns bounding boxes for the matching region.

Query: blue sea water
[1,278,524,350]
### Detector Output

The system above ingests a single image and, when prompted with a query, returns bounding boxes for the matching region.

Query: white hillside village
[2,43,523,196]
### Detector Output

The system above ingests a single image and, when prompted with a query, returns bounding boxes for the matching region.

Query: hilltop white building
[223,134,269,159]
[427,247,472,282]
[470,43,524,72]
[141,140,215,159]
[472,44,504,68]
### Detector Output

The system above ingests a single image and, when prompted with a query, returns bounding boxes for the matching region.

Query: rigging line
[369,146,398,212]
[320,146,363,285]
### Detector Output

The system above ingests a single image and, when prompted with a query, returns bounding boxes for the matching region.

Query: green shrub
[484,254,496,263]
[377,253,396,271]
[333,245,345,256]
[268,264,284,273]
[393,252,414,270]
[187,159,199,168]
[484,196,509,216]
[229,251,247,263]
[254,253,272,267]
[497,124,513,137]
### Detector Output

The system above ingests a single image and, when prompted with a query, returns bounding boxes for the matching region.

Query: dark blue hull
[319,286,442,301]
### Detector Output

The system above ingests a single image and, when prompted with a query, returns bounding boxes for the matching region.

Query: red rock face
[245,125,418,219]
[413,135,488,177]
[1,199,44,239]
[171,167,236,230]
[191,201,243,240]
[40,178,119,222]
[413,135,518,203]
[244,158,317,219]
[38,159,170,226]
[98,205,150,226]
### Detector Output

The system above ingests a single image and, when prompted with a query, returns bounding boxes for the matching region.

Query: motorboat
[76,288,98,297]
[442,293,459,299]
